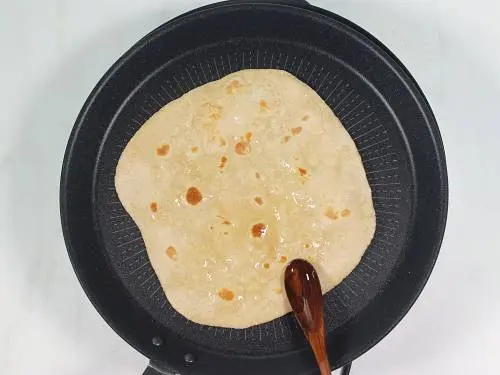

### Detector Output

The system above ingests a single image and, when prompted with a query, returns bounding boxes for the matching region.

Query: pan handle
[142,360,178,375]
[340,362,352,375]
[143,360,352,374]
[142,367,165,375]
[228,0,310,5]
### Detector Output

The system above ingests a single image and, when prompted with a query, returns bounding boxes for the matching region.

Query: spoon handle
[305,318,331,375]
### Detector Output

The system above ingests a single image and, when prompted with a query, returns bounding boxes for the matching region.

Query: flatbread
[115,69,375,328]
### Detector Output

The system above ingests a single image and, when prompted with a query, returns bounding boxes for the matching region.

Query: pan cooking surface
[96,39,414,355]
[61,3,446,372]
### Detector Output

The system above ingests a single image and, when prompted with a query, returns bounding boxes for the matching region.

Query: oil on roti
[115,69,375,329]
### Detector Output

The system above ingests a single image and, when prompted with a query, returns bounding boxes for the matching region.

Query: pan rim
[60,0,448,372]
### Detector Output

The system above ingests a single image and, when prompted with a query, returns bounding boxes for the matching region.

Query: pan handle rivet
[184,353,196,365]
[152,336,163,346]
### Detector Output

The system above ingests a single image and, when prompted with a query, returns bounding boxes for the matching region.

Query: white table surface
[1,0,500,374]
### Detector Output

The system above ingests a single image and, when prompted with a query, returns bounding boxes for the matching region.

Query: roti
[115,69,375,328]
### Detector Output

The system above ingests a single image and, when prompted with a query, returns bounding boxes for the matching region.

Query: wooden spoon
[284,259,331,375]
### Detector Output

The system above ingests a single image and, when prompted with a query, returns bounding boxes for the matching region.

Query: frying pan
[60,1,448,374]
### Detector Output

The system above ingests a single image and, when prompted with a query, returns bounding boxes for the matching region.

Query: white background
[1,0,499,374]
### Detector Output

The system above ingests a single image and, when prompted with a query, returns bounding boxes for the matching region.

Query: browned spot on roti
[204,103,223,122]
[291,126,302,135]
[259,99,268,110]
[341,208,352,217]
[186,187,203,205]
[282,135,291,143]
[226,80,243,94]
[254,196,264,206]
[279,255,288,263]
[156,144,170,156]
[218,288,234,301]
[150,202,158,212]
[191,146,199,153]
[217,215,232,225]
[255,172,261,179]
[219,155,228,169]
[302,115,309,121]
[263,262,270,269]
[166,246,177,260]
[235,141,250,155]
[298,167,307,176]
[325,208,339,220]
[251,223,267,238]
[245,132,253,142]
[210,112,221,120]
[220,137,227,146]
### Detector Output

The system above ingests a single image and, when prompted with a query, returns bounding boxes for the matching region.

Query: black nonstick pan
[60,1,448,374]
